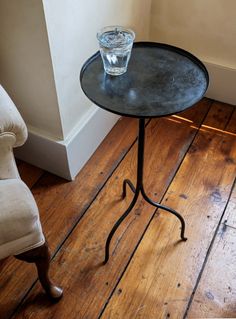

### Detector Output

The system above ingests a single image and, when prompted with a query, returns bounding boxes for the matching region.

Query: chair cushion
[0,179,45,259]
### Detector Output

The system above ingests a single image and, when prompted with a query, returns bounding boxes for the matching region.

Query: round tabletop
[80,42,209,118]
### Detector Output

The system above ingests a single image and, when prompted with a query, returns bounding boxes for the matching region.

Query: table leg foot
[103,192,139,264]
[122,179,136,199]
[141,189,187,241]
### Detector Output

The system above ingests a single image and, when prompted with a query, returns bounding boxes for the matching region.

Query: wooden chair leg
[15,242,63,300]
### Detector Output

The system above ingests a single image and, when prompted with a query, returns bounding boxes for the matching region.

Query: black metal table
[80,42,209,264]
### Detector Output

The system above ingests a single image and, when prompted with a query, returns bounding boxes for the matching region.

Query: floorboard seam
[28,171,47,190]
[10,100,213,318]
[97,101,213,319]
[223,104,235,131]
[49,119,151,261]
[183,177,236,319]
[9,119,150,319]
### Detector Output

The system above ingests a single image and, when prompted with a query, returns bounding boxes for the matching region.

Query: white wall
[150,0,236,104]
[0,0,63,139]
[0,0,152,141]
[2,0,235,178]
[1,0,151,179]
[42,0,152,138]
[150,0,236,68]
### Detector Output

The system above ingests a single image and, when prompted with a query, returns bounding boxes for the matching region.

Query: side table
[80,42,209,264]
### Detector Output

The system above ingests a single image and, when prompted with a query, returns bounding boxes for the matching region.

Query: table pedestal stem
[103,118,187,264]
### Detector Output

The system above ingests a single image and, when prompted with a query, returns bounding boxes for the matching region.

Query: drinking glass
[97,26,135,76]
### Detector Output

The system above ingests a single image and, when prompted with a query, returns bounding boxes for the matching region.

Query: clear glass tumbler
[97,26,135,76]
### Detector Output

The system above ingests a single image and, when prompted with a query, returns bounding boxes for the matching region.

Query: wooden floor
[1,98,236,319]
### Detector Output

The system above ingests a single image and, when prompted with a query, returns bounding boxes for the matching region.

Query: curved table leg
[141,188,187,241]
[122,179,136,198]
[104,191,139,264]
[103,118,187,264]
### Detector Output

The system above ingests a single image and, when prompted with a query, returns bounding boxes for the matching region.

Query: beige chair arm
[0,85,27,147]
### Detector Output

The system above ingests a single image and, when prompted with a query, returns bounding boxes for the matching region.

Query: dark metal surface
[103,119,187,264]
[80,42,207,263]
[80,42,209,118]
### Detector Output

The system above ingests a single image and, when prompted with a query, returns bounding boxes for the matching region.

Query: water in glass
[97,26,135,76]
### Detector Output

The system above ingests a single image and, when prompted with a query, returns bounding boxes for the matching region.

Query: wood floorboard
[2,99,236,319]
[100,102,236,319]
[224,183,236,229]
[224,105,236,134]
[188,173,236,318]
[186,102,236,318]
[16,161,45,189]
[0,116,138,319]
[202,100,234,131]
[9,99,211,318]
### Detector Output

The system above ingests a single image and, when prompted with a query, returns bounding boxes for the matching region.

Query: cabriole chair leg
[15,242,63,300]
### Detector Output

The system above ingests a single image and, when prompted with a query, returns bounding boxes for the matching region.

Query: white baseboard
[204,61,236,105]
[66,106,119,180]
[15,62,236,180]
[15,106,119,180]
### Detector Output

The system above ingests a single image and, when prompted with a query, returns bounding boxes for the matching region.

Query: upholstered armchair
[0,85,62,299]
